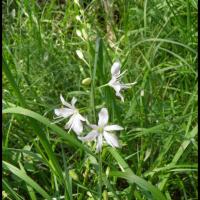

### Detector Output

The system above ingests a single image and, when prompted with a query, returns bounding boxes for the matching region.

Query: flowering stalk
[78,160,90,200]
[78,108,123,200]
[97,83,109,89]
[98,151,103,200]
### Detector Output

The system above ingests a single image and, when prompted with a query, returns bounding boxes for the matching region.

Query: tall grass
[3,0,197,199]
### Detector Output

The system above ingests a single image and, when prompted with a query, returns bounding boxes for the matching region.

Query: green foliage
[3,0,197,199]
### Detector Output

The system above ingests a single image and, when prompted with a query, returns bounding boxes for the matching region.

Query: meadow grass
[2,0,198,199]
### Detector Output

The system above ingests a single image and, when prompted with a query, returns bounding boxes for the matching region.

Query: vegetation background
[2,0,198,199]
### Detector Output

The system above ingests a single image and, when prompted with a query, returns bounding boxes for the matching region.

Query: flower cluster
[54,61,136,152]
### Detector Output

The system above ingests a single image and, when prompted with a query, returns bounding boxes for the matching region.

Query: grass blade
[3,161,51,199]
[108,148,166,200]
[3,106,96,157]
[2,179,23,200]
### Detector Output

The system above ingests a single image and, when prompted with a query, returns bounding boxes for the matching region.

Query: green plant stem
[78,160,90,200]
[98,83,109,90]
[98,151,103,200]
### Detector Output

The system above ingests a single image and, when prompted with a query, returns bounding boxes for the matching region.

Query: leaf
[107,148,166,200]
[3,161,51,199]
[3,106,96,158]
[158,125,198,190]
[130,38,196,54]
[3,179,23,200]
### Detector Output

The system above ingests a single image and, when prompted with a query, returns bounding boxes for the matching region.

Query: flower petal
[110,81,124,102]
[71,97,77,107]
[71,115,84,135]
[121,81,137,89]
[54,108,73,118]
[88,124,98,130]
[77,113,86,121]
[109,81,121,93]
[116,91,124,102]
[60,94,73,108]
[78,130,98,142]
[108,77,117,87]
[96,134,103,152]
[98,108,109,127]
[85,119,98,129]
[104,125,123,131]
[111,61,121,76]
[64,116,74,130]
[108,80,124,102]
[64,114,84,135]
[103,131,120,148]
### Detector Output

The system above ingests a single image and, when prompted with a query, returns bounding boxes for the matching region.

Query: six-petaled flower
[108,61,137,102]
[78,108,123,152]
[54,95,86,135]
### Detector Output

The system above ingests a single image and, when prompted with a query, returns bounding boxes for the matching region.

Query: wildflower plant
[54,60,136,153]
[53,56,138,199]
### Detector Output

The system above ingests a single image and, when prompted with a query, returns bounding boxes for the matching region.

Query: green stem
[99,151,102,200]
[78,160,90,200]
[98,83,109,90]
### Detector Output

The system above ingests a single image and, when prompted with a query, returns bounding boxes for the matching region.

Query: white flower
[108,61,137,102]
[54,95,86,135]
[78,108,123,152]
[140,89,144,96]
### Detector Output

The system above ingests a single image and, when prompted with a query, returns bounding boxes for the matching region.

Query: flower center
[74,109,79,114]
[98,127,104,134]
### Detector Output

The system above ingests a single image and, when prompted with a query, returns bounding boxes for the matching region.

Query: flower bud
[103,190,108,200]
[140,89,144,96]
[76,50,84,60]
[76,29,82,38]
[82,28,88,40]
[69,169,79,181]
[76,15,81,21]
[82,77,91,86]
